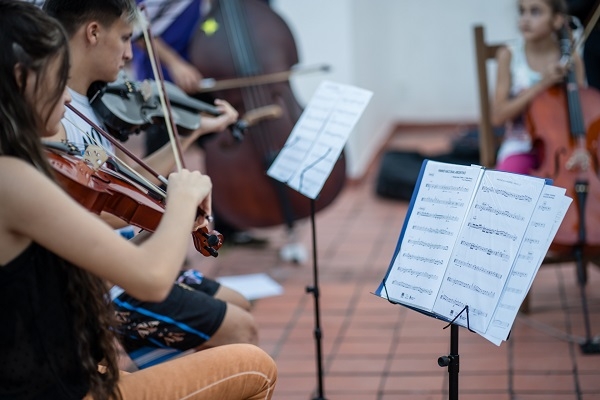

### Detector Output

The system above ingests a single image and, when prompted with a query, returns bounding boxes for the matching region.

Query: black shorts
[113,270,226,360]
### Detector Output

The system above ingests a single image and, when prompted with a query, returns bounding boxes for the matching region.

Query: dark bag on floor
[375,131,481,201]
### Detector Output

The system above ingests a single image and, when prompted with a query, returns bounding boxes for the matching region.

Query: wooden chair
[473,25,502,169]
[473,25,599,351]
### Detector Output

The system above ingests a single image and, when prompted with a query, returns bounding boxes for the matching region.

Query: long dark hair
[0,1,120,399]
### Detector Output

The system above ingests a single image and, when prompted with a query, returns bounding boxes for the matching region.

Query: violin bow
[137,5,187,172]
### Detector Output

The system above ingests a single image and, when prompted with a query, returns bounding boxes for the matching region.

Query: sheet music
[380,161,484,311]
[484,187,571,343]
[432,170,546,334]
[267,81,372,199]
[375,160,573,346]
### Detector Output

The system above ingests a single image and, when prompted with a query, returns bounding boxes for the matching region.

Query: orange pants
[88,344,277,399]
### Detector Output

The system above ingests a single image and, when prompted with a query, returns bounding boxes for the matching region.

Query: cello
[527,20,600,254]
[187,0,346,229]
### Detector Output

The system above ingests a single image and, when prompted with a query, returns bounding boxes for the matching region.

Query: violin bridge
[83,145,108,171]
[140,80,152,102]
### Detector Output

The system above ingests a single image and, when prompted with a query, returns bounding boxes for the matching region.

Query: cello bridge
[565,148,591,172]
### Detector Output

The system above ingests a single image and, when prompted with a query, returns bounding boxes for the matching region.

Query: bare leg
[213,285,251,311]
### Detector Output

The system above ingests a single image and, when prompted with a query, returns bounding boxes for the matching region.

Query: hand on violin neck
[184,99,239,143]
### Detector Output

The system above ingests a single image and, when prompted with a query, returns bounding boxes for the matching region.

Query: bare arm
[491,46,566,126]
[0,157,211,301]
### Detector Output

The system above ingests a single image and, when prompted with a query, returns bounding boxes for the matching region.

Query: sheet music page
[267,81,372,199]
[380,161,483,311]
[484,188,571,343]
[432,170,547,334]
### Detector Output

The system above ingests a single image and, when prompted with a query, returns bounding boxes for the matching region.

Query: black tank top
[0,242,91,399]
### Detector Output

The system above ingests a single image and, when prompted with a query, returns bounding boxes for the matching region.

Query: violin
[49,114,223,258]
[89,76,247,142]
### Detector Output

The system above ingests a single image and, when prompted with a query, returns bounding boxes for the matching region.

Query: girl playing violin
[42,0,259,370]
[0,1,276,399]
[492,0,586,174]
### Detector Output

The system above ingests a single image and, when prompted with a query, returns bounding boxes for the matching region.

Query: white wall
[270,0,521,178]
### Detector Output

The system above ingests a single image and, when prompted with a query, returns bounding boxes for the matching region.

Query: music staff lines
[420,196,464,207]
[411,225,453,236]
[467,222,518,241]
[415,211,459,222]
[480,185,534,202]
[459,240,510,260]
[445,276,496,300]
[401,252,444,265]
[424,183,470,192]
[406,239,449,251]
[452,258,503,279]
[474,202,525,221]
[396,267,439,281]
[390,280,433,295]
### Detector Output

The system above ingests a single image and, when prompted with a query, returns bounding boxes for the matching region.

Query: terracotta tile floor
[178,126,600,400]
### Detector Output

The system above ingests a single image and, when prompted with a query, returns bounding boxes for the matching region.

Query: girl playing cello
[492,0,586,174]
[0,1,276,399]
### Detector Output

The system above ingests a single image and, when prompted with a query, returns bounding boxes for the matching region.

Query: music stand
[306,199,326,399]
[266,80,373,399]
[380,283,474,400]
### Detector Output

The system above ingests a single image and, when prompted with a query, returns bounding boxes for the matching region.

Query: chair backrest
[473,25,503,168]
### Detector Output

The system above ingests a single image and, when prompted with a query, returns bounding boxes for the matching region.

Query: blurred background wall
[270,0,521,178]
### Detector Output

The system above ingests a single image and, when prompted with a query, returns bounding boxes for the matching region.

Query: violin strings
[62,116,167,199]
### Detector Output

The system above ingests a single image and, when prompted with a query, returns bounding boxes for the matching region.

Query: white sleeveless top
[496,38,542,163]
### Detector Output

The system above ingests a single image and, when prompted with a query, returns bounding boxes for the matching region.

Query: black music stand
[264,80,372,399]
[379,283,475,400]
[305,199,327,400]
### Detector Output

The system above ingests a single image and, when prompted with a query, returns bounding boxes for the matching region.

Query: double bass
[188,0,346,229]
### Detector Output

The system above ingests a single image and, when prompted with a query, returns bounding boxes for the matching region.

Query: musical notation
[267,81,372,199]
[376,160,571,345]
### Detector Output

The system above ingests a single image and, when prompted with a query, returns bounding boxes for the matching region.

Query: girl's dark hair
[547,0,568,15]
[0,1,120,399]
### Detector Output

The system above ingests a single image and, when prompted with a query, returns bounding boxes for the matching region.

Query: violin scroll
[192,228,223,257]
